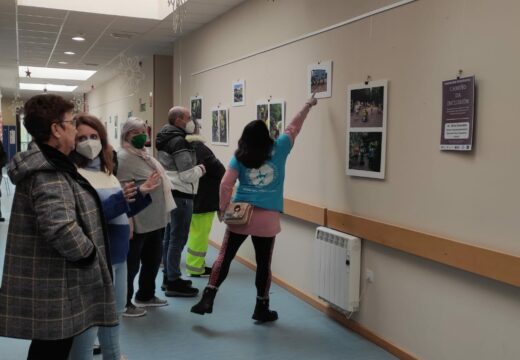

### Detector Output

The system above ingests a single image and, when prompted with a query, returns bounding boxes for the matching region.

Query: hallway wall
[172,0,520,359]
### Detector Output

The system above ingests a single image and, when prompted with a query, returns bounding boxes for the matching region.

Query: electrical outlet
[366,269,374,283]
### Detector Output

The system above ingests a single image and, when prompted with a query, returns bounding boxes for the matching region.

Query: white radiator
[314,226,361,313]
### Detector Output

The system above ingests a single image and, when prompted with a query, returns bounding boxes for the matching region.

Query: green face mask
[131,133,147,149]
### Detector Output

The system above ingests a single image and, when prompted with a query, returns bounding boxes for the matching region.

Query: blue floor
[0,183,395,360]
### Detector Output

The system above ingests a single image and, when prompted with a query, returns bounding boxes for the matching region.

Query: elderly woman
[117,117,175,316]
[0,94,117,359]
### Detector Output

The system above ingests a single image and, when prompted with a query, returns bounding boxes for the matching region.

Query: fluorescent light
[19,83,78,92]
[58,61,68,65]
[64,51,75,55]
[72,36,85,41]
[19,66,96,80]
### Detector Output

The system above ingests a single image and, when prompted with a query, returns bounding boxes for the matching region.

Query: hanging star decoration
[25,68,31,78]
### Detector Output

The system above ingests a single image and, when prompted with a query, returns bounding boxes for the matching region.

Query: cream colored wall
[153,54,173,153]
[0,97,16,126]
[86,56,154,150]
[176,1,520,359]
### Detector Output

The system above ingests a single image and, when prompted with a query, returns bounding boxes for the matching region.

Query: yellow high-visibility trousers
[186,212,215,275]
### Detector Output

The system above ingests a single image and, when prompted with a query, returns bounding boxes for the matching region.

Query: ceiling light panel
[19,66,96,80]
[19,83,78,92]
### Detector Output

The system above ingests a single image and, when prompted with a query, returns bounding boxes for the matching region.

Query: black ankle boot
[252,297,278,323]
[191,287,217,315]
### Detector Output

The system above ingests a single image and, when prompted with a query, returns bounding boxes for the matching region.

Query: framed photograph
[346,80,388,179]
[308,61,332,99]
[190,96,202,121]
[256,99,285,140]
[232,80,245,106]
[211,107,229,146]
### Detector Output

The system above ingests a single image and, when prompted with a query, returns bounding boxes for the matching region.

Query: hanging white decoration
[167,0,188,34]
[117,54,145,93]
[71,94,84,113]
[10,96,24,116]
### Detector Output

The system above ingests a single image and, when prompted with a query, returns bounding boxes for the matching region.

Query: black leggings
[208,230,275,298]
[27,337,74,360]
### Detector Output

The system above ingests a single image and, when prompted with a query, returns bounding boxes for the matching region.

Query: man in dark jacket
[156,106,205,297]
[185,121,225,276]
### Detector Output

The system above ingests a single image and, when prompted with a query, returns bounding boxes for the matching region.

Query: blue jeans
[163,196,193,281]
[69,262,127,360]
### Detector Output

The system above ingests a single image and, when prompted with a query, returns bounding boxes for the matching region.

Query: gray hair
[168,106,187,125]
[121,116,146,146]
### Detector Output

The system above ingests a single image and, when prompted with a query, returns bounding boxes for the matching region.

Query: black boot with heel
[191,287,217,315]
[252,297,278,323]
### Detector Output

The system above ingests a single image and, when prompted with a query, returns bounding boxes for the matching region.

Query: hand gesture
[306,92,318,107]
[140,171,161,194]
[123,181,138,203]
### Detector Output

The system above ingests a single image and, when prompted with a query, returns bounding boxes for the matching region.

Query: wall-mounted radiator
[314,226,361,313]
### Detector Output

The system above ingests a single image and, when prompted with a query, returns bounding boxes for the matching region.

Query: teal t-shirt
[229,133,292,212]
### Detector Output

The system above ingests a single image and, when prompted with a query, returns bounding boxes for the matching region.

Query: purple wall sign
[440,76,475,151]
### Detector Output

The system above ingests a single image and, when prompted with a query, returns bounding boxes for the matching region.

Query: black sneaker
[189,267,212,277]
[165,279,199,297]
[161,276,192,291]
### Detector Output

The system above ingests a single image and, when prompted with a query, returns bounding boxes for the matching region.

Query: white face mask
[76,139,102,160]
[185,120,196,134]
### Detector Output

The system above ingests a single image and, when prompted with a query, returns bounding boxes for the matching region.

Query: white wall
[177,1,520,359]
[86,56,154,150]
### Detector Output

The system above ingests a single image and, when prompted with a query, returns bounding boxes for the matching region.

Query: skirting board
[208,239,418,360]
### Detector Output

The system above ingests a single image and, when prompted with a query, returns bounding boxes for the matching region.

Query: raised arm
[284,94,318,144]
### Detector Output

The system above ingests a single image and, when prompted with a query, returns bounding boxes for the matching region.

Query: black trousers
[27,337,74,360]
[127,228,164,304]
[209,230,275,298]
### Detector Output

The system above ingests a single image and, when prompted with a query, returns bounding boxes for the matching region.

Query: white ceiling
[0,0,246,99]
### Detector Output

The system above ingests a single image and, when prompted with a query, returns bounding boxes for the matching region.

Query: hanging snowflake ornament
[10,96,24,116]
[72,94,84,113]
[167,0,188,34]
[117,54,145,93]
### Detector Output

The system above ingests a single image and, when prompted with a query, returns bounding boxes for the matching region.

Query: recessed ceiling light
[64,51,75,55]
[58,61,68,65]
[20,83,77,93]
[19,66,96,81]
[72,36,85,41]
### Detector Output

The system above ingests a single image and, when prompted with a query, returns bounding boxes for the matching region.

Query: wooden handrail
[283,198,326,225]
[281,197,520,288]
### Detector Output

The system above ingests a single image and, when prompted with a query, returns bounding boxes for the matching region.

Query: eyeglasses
[61,119,77,127]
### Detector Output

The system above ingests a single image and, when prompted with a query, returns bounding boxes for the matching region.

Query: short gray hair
[121,116,146,146]
[168,106,187,125]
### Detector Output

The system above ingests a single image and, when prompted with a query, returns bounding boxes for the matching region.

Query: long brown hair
[71,113,114,174]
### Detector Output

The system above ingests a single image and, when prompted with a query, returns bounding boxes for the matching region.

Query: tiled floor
[0,178,395,360]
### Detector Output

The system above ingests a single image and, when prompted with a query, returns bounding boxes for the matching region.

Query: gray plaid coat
[0,143,117,340]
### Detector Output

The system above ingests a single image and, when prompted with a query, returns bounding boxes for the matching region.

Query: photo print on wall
[256,99,285,140]
[211,107,229,146]
[232,80,245,106]
[308,61,332,99]
[190,96,203,121]
[346,79,388,179]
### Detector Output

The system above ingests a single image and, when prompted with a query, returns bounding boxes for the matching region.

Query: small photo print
[347,132,383,174]
[190,96,202,121]
[211,107,229,146]
[257,103,268,124]
[256,100,285,140]
[232,80,245,106]
[349,85,385,128]
[269,102,284,140]
[308,61,332,99]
